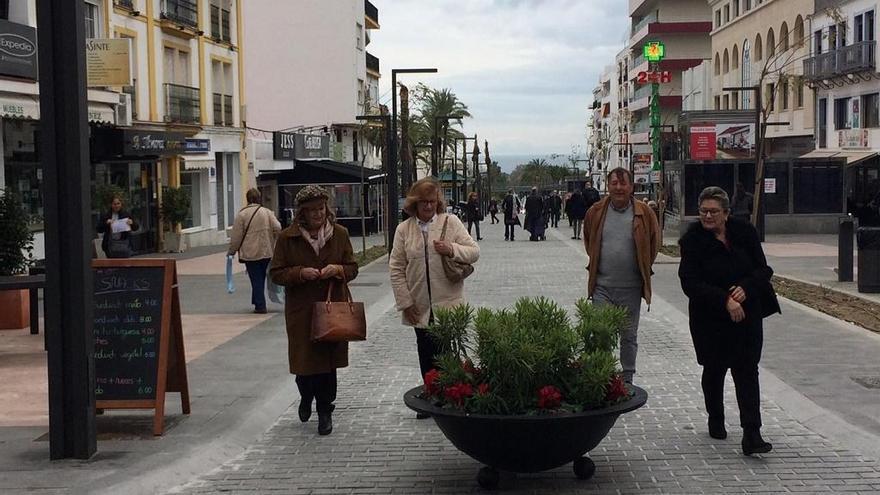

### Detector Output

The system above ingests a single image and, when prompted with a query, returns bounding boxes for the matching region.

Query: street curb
[775,272,880,309]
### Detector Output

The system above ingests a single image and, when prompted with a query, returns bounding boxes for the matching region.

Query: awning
[799,149,878,166]
[182,154,216,170]
[87,103,116,124]
[0,94,39,120]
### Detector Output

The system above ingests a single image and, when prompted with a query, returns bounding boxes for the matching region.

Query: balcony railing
[804,40,876,81]
[213,93,233,126]
[365,0,379,25]
[123,78,137,119]
[210,5,232,42]
[161,0,199,29]
[631,13,658,37]
[366,52,380,74]
[115,0,135,10]
[165,83,200,124]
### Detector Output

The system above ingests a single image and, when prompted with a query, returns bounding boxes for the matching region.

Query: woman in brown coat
[270,186,358,436]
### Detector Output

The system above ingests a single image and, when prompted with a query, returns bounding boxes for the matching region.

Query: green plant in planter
[424,297,631,415]
[160,186,191,232]
[0,189,35,276]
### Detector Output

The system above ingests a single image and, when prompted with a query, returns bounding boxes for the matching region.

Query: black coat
[678,217,780,367]
[567,192,587,219]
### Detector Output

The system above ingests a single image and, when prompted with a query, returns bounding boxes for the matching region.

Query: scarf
[305,221,334,255]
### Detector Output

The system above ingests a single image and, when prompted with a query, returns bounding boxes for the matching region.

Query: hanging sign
[86,38,133,87]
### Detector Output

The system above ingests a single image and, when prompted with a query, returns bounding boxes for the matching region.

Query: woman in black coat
[678,186,780,456]
[98,195,139,258]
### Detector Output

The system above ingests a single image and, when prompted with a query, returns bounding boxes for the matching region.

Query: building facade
[243,0,383,230]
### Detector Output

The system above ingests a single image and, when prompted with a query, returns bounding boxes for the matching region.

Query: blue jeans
[245,258,271,310]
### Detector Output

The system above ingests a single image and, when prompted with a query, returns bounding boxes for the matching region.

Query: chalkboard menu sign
[92,259,191,435]
[94,265,165,400]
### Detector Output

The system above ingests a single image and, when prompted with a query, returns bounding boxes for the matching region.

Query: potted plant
[0,189,35,329]
[403,297,648,489]
[160,186,191,253]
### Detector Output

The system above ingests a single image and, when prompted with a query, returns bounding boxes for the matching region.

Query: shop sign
[690,125,716,160]
[650,170,662,183]
[295,133,330,160]
[0,99,37,119]
[0,19,38,80]
[636,71,672,84]
[184,138,211,153]
[633,153,652,174]
[273,131,295,160]
[122,130,186,156]
[634,174,650,185]
[838,129,869,149]
[86,38,132,87]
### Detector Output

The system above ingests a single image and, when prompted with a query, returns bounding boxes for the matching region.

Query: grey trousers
[592,285,643,383]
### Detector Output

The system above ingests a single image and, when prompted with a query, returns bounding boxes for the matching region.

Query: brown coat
[269,223,359,375]
[583,196,660,304]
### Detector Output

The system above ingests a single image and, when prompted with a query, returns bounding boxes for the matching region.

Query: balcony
[366,51,380,76]
[213,93,233,126]
[161,0,199,29]
[804,40,876,82]
[210,5,232,43]
[631,13,658,38]
[165,83,200,124]
[365,0,379,29]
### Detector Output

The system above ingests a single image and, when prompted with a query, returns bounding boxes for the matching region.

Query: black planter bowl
[404,385,648,489]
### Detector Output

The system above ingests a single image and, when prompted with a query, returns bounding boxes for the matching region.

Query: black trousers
[414,327,440,379]
[490,212,499,224]
[504,223,516,240]
[701,364,762,429]
[551,211,561,227]
[295,371,338,414]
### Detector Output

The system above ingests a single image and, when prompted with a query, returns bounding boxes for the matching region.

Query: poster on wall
[839,129,870,149]
[689,125,716,160]
[633,153,652,174]
[764,178,777,194]
[715,123,755,159]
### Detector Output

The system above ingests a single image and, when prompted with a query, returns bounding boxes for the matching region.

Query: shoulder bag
[310,273,367,343]
[439,216,474,283]
[235,206,262,263]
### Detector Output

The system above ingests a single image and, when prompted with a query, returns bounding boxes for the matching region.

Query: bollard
[839,215,854,282]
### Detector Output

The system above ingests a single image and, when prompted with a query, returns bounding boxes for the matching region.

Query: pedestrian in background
[524,187,544,241]
[583,167,660,384]
[465,191,483,241]
[549,190,562,228]
[389,178,480,418]
[567,189,587,240]
[98,194,139,258]
[730,182,754,222]
[502,188,521,241]
[488,198,499,224]
[678,186,779,456]
[583,179,601,212]
[228,188,282,314]
[270,186,358,436]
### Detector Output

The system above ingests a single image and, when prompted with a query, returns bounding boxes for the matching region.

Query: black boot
[318,412,333,436]
[742,428,772,455]
[708,418,727,439]
[298,397,312,423]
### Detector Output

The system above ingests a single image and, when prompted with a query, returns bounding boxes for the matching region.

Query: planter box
[0,289,30,330]
[404,384,648,489]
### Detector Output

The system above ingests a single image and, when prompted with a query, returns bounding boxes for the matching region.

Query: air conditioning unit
[116,93,133,127]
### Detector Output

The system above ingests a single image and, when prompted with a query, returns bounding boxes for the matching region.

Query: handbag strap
[236,205,261,252]
[324,269,354,305]
[440,215,449,241]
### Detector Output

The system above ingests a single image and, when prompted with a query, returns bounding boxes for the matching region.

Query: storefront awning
[0,94,39,120]
[87,103,116,124]
[799,149,878,166]
[182,154,216,170]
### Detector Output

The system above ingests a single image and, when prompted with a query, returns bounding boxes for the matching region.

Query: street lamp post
[390,68,437,248]
[433,115,456,177]
[356,114,391,253]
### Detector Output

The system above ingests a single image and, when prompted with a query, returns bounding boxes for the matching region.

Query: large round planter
[404,384,647,488]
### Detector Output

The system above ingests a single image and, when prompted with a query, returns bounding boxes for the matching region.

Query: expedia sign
[0,20,37,80]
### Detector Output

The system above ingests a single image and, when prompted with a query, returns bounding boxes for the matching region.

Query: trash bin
[857,226,880,293]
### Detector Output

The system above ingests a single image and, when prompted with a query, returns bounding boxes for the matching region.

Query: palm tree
[411,83,472,173]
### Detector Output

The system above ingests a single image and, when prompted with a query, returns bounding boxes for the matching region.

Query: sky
[375,0,630,168]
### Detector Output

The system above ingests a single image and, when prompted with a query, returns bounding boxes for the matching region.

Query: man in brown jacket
[583,167,660,384]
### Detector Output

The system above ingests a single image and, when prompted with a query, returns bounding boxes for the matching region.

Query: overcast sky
[375,0,630,159]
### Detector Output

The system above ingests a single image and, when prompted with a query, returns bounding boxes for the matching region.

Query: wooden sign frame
[92,258,190,435]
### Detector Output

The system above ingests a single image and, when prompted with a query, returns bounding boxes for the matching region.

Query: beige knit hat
[295,185,330,205]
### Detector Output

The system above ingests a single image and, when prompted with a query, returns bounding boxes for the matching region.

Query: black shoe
[254,307,268,314]
[298,398,312,423]
[318,412,333,435]
[571,236,578,239]
[416,412,430,420]
[477,237,483,241]
[708,419,727,440]
[742,428,772,455]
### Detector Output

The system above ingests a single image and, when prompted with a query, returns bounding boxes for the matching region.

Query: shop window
[793,163,842,213]
[2,120,41,227]
[180,170,202,229]
[763,162,790,214]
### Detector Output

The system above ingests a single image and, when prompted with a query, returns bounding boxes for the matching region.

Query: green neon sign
[643,41,666,62]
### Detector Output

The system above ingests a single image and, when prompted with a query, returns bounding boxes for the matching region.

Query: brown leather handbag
[310,274,367,343]
[440,216,474,283]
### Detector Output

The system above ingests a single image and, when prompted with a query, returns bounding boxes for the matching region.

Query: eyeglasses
[698,208,723,217]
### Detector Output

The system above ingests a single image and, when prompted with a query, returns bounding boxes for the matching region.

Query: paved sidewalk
[173,220,880,494]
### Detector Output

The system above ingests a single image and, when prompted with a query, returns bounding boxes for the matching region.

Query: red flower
[462,359,476,375]
[605,375,628,402]
[424,369,441,397]
[537,385,563,409]
[477,383,490,395]
[444,382,474,406]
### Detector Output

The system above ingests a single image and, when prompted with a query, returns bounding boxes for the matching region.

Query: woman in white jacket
[389,178,480,415]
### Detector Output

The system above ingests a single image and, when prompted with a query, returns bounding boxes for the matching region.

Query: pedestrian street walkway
[174,219,880,494]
